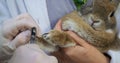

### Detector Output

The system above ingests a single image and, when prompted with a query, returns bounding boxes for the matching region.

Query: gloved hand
[0,13,40,61]
[8,44,58,63]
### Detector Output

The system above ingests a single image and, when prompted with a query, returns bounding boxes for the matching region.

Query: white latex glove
[0,13,41,61]
[8,44,58,63]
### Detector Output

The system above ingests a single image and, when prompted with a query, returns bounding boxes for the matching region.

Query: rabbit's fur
[36,0,120,53]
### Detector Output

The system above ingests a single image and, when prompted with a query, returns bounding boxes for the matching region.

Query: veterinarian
[0,0,120,63]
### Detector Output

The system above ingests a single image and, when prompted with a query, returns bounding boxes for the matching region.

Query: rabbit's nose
[42,33,48,38]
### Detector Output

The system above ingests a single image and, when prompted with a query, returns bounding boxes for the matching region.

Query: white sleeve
[0,0,10,22]
[107,50,120,63]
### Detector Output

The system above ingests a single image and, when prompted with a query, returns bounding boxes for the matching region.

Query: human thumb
[3,30,31,55]
[12,30,31,48]
[2,30,31,54]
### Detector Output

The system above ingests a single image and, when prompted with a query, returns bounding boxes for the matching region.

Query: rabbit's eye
[110,11,115,17]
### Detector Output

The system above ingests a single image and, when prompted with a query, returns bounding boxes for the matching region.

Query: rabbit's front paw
[42,30,76,47]
[42,33,56,46]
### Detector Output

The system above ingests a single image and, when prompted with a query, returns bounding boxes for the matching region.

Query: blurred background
[73,0,87,10]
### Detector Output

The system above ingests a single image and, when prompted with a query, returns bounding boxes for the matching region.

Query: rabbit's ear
[80,0,94,15]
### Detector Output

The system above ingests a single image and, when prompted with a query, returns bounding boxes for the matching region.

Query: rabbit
[35,0,120,53]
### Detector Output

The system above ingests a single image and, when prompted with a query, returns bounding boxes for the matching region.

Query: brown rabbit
[35,0,120,53]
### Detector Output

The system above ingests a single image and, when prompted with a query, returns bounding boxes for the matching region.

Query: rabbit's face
[81,0,118,31]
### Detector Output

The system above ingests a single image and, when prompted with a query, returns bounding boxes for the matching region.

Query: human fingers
[63,45,85,56]
[9,44,58,63]
[62,45,89,63]
[54,19,62,31]
[66,31,89,47]
[12,30,31,48]
[3,13,41,40]
[2,30,31,53]
[62,44,109,63]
